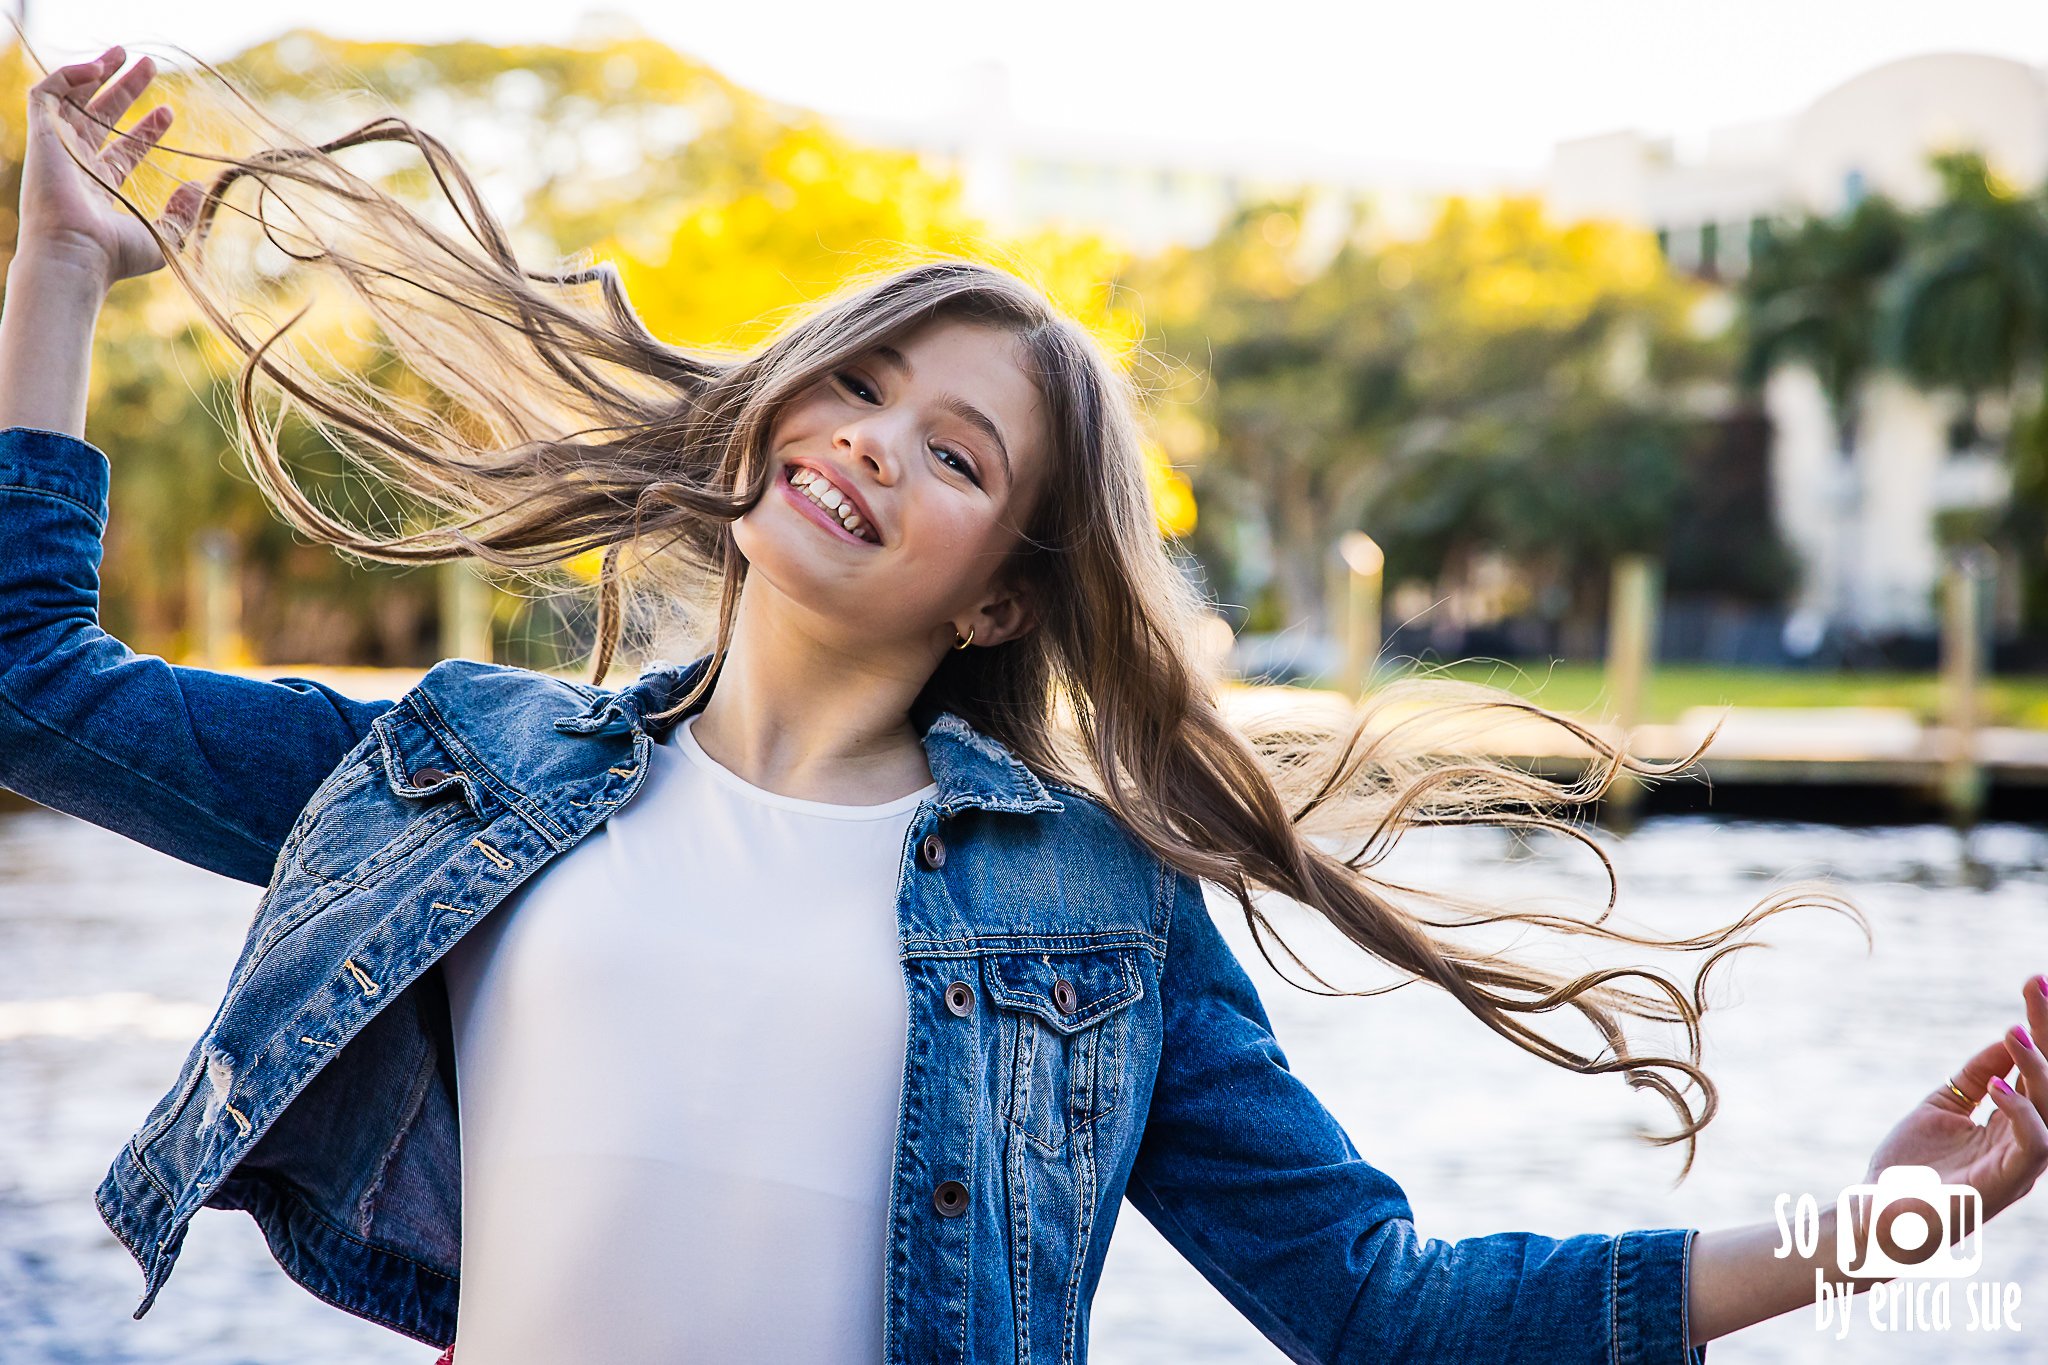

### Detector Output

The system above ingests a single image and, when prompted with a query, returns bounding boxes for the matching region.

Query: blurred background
[5,2,2048,1361]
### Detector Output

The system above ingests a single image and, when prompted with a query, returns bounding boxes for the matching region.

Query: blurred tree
[1881,151,2048,403]
[1129,192,1725,643]
[1737,192,1910,454]
[1369,400,1696,655]
[1127,195,1412,627]
[2004,394,2048,638]
[1877,150,2048,633]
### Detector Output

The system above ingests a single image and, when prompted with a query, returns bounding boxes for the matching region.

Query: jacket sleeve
[0,425,396,887]
[1125,871,1706,1365]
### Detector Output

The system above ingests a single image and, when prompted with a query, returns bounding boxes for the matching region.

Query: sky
[30,1,2048,178]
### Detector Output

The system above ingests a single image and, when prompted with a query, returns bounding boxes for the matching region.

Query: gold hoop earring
[952,625,974,651]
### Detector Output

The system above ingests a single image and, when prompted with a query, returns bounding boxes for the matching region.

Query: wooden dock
[1214,685,2048,821]
[5,665,2046,822]
[1219,687,2048,782]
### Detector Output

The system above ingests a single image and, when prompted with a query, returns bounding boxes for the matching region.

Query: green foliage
[1126,192,1740,636]
[2001,390,2048,636]
[1738,194,1910,431]
[1879,151,2048,397]
[1373,399,1690,578]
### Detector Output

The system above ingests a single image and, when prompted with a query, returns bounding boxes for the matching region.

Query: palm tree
[1880,150,2048,634]
[1738,193,1912,454]
[1880,151,2048,433]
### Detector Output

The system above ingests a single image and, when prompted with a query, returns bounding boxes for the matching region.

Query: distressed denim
[0,425,1705,1362]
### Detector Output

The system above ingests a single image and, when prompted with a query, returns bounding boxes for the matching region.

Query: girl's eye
[933,445,981,486]
[832,370,983,488]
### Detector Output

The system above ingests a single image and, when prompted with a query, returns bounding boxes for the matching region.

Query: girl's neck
[687,603,936,807]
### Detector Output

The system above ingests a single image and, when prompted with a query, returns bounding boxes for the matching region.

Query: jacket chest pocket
[289,714,487,888]
[982,947,1142,1155]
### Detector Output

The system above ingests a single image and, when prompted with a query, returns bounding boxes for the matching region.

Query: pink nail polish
[2034,975,2048,997]
[1992,1076,2014,1095]
[2016,1025,2036,1052]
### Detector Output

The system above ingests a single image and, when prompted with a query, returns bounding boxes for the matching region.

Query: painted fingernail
[2016,1025,2036,1052]
[2033,974,2048,997]
[1992,1076,2015,1095]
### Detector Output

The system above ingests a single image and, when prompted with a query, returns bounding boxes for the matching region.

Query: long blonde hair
[61,43,1865,1179]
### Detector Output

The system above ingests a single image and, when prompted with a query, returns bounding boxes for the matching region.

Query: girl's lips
[778,466,880,547]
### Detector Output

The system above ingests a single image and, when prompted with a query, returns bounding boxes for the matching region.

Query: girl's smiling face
[732,314,1050,654]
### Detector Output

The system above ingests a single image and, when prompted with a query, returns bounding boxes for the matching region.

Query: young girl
[5,42,2045,1363]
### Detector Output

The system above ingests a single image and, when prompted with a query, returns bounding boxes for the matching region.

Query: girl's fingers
[1936,1036,2019,1114]
[81,54,156,155]
[2012,978,2048,1125]
[1985,1071,2048,1171]
[36,45,123,95]
[2024,973,2048,1059]
[99,105,170,187]
[36,48,127,144]
[159,181,204,251]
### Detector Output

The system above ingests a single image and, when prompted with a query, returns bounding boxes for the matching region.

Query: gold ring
[1945,1075,1973,1106]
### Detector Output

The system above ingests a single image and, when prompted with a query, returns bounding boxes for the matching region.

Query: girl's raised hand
[20,45,205,291]
[1861,974,2048,1227]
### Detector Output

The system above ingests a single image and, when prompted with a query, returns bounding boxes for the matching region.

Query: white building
[1547,53,2048,644]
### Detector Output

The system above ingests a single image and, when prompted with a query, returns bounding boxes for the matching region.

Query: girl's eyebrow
[872,344,1014,488]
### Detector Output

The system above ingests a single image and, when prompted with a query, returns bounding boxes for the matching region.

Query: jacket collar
[551,652,1064,817]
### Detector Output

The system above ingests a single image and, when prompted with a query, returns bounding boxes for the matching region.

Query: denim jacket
[0,424,1705,1363]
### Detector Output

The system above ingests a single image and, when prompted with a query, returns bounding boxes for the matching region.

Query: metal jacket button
[410,766,453,786]
[945,981,974,1017]
[1052,978,1078,1013]
[932,1179,968,1217]
[918,832,946,870]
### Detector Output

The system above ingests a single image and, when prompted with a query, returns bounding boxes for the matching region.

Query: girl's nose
[839,425,901,482]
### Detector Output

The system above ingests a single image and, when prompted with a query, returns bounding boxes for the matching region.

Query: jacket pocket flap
[982,949,1141,1034]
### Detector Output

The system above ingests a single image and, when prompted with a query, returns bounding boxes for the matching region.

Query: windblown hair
[59,43,1865,1179]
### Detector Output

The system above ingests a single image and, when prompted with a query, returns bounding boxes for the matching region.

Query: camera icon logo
[1837,1164,1983,1279]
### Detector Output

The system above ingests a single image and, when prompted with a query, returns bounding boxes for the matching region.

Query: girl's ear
[973,581,1038,648]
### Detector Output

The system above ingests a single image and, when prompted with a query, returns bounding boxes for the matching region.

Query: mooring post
[187,529,248,667]
[440,561,495,663]
[1938,545,1992,825]
[1337,531,1384,698]
[1604,554,1660,822]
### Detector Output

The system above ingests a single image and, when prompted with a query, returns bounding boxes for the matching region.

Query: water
[3,807,2045,1363]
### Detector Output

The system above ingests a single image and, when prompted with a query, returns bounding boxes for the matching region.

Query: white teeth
[789,465,877,542]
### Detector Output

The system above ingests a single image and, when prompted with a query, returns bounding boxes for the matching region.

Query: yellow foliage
[1383,195,1681,334]
[1143,439,1198,538]
[606,119,1144,357]
[601,114,1190,535]
[562,546,606,583]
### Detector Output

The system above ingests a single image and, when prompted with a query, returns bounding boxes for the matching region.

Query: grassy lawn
[1354,660,2048,729]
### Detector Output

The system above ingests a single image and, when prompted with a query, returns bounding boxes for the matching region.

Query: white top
[437,712,935,1363]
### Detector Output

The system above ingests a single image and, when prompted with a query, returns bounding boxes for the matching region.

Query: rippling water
[3,807,2045,1363]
